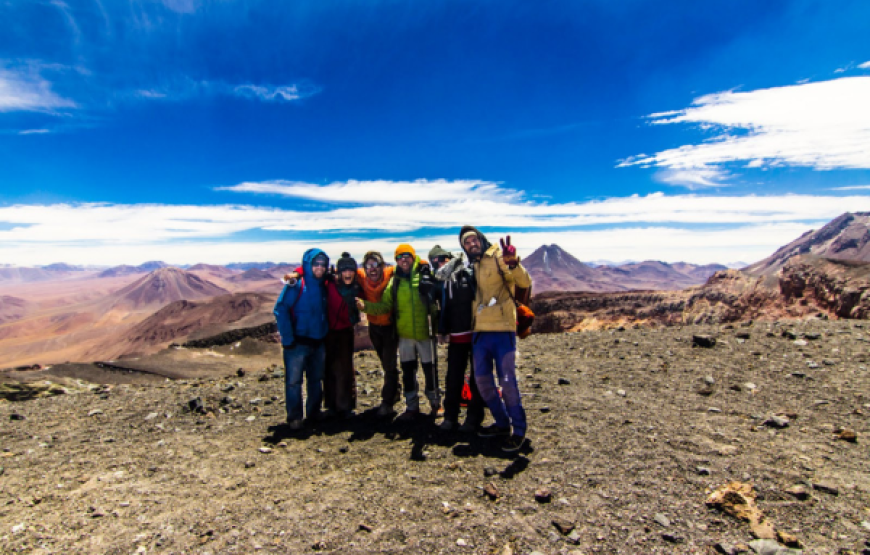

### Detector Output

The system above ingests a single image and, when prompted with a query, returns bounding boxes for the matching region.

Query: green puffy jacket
[363,256,435,341]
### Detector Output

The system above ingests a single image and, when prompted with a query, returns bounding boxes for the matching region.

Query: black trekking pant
[443,341,484,424]
[369,323,399,406]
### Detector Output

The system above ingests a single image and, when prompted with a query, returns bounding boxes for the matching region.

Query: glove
[418,264,434,297]
[500,236,518,269]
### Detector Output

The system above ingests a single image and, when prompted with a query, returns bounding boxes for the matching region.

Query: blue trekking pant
[283,342,325,422]
[472,331,526,437]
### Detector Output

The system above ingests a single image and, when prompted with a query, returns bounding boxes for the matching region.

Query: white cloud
[654,168,729,189]
[2,190,869,265]
[18,129,50,135]
[620,76,870,176]
[0,65,77,113]
[218,179,521,204]
[859,61,870,69]
[231,84,319,103]
[830,184,870,191]
[128,81,320,104]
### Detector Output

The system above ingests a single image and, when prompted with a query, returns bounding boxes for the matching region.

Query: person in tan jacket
[459,225,532,452]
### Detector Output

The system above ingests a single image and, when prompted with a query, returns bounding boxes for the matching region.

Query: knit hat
[458,225,492,259]
[363,251,385,267]
[336,252,358,273]
[394,243,416,260]
[428,245,452,261]
[460,229,477,245]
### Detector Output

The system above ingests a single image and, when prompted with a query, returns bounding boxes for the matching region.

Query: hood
[435,252,466,281]
[301,248,329,283]
[458,225,492,261]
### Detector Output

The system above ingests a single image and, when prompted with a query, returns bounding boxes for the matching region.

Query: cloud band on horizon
[2,185,870,266]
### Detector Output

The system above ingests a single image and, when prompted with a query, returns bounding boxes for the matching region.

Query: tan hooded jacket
[472,244,531,332]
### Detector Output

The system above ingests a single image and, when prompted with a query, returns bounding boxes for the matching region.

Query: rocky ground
[1,321,868,554]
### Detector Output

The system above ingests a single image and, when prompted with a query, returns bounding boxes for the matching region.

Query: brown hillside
[744,211,870,275]
[109,267,229,310]
[532,254,870,332]
[100,292,276,358]
[0,296,32,324]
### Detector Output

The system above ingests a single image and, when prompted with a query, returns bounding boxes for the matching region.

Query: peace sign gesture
[500,235,518,268]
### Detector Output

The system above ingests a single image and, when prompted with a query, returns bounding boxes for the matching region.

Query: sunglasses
[396,253,414,260]
[311,261,328,268]
[430,256,448,266]
[364,262,381,269]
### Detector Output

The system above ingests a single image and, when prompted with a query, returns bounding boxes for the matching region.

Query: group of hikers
[273,225,532,452]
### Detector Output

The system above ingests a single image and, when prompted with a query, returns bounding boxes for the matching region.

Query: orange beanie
[394,243,416,259]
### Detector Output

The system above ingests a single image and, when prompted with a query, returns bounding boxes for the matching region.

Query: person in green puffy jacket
[357,243,438,421]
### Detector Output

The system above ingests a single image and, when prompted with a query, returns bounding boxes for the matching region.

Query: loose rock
[811,482,838,496]
[835,429,857,443]
[534,488,552,503]
[748,539,803,555]
[692,335,716,348]
[484,483,499,500]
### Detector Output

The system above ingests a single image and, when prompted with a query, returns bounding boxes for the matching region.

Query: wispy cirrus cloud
[231,84,320,103]
[654,168,730,190]
[0,64,77,113]
[619,76,870,184]
[218,179,520,204]
[859,61,870,70]
[125,81,320,104]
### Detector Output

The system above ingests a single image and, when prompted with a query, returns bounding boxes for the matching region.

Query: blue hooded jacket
[273,248,329,345]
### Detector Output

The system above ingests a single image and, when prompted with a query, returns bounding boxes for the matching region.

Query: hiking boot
[376,404,396,418]
[396,409,419,422]
[425,389,442,417]
[287,419,304,431]
[478,424,511,438]
[501,434,527,452]
[321,409,337,421]
[459,419,481,433]
[438,419,457,431]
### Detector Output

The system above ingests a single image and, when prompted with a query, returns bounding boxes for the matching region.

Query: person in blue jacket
[273,248,330,430]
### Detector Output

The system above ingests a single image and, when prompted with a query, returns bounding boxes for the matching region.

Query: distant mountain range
[3,211,870,367]
[523,244,728,293]
[531,211,870,331]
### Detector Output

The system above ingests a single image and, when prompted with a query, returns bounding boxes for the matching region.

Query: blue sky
[1,0,870,266]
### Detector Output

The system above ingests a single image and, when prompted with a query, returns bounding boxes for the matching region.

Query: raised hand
[500,235,518,268]
[355,297,366,311]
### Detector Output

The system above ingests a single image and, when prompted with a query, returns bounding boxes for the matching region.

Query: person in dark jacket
[324,252,362,419]
[428,245,486,432]
[273,248,330,430]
